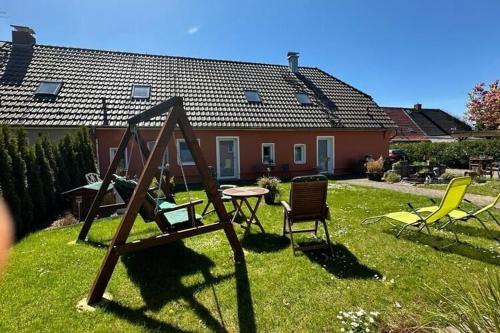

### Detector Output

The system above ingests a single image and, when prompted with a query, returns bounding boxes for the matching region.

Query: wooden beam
[87,105,180,305]
[127,97,181,125]
[77,126,132,241]
[114,223,225,255]
[176,104,244,259]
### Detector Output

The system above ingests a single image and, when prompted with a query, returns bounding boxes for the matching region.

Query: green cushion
[158,199,202,226]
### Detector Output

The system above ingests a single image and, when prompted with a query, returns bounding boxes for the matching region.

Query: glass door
[317,137,334,173]
[217,137,239,179]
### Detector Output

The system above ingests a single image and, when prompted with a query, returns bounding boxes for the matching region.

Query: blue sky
[1,0,499,118]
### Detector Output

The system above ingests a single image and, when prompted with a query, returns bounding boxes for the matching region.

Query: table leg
[242,196,265,234]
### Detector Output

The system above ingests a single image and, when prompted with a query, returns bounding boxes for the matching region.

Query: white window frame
[216,136,240,180]
[316,136,335,174]
[109,147,128,171]
[131,84,151,99]
[147,141,168,164]
[293,144,306,164]
[176,138,200,166]
[261,143,275,164]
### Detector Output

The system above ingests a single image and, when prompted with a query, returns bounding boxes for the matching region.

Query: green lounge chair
[362,177,472,240]
[417,193,500,239]
[112,175,203,231]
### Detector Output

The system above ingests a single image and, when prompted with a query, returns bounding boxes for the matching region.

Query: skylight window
[244,90,261,103]
[36,81,62,96]
[132,84,151,99]
[296,93,311,105]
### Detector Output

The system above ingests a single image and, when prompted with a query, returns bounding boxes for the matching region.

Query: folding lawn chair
[281,174,333,256]
[362,176,472,241]
[201,167,236,216]
[417,193,500,239]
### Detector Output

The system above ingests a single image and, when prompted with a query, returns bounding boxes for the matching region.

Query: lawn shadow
[235,257,256,333]
[304,243,382,279]
[451,223,500,240]
[103,301,190,333]
[117,241,233,332]
[241,232,290,253]
[387,229,500,266]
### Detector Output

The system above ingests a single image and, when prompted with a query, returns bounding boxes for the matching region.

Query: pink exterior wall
[94,128,390,181]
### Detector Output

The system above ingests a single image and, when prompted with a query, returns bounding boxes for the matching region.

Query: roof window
[244,90,261,103]
[36,81,62,96]
[132,84,151,99]
[295,92,311,105]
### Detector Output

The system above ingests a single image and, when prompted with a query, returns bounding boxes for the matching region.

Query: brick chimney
[287,51,299,73]
[11,25,36,48]
[414,103,422,112]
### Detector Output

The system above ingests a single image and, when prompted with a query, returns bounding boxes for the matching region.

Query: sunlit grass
[0,182,498,332]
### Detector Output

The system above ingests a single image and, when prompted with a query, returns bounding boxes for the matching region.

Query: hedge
[391,139,500,168]
[0,126,96,239]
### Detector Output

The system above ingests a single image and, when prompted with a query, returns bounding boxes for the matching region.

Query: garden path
[337,178,499,208]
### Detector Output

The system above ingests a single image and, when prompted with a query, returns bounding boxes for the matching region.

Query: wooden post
[77,126,132,241]
[87,105,178,304]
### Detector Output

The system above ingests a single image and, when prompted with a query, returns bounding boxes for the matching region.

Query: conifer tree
[0,127,22,236]
[25,146,46,228]
[35,140,56,219]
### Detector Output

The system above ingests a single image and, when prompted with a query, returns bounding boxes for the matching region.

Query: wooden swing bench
[77,97,243,305]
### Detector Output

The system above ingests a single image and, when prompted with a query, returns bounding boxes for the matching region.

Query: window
[294,144,306,164]
[132,84,151,99]
[244,90,261,103]
[109,147,128,173]
[262,143,275,164]
[36,81,62,96]
[295,93,311,105]
[147,141,169,164]
[176,139,200,166]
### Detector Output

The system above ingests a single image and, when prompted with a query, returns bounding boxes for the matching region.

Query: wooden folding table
[223,187,269,235]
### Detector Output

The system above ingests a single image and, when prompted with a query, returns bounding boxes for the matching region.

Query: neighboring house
[383,104,472,143]
[0,26,396,181]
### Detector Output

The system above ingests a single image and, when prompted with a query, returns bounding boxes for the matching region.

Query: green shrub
[392,139,500,168]
[430,272,500,333]
[384,171,401,183]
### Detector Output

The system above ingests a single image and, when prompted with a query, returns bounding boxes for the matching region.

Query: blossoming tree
[466,80,500,130]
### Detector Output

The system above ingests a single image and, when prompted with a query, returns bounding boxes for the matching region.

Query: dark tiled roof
[383,107,426,141]
[0,42,396,129]
[382,106,471,139]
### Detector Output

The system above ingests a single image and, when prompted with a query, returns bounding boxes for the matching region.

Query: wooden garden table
[222,187,269,235]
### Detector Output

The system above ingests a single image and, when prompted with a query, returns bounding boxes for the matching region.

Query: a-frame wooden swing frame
[80,97,244,305]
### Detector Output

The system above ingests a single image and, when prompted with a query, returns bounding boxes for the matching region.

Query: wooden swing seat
[113,175,203,230]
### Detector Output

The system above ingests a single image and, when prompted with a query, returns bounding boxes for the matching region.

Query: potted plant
[365,156,384,181]
[257,176,281,204]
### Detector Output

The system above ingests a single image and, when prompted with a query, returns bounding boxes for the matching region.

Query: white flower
[340,329,345,332]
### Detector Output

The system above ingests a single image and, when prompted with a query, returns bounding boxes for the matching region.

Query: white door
[316,136,334,174]
[216,137,240,179]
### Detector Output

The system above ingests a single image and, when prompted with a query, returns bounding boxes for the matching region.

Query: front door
[317,136,334,174]
[216,137,239,179]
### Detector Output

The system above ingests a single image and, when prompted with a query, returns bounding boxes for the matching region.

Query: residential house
[383,104,471,143]
[0,26,397,181]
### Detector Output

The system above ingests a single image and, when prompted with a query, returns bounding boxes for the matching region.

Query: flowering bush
[466,80,500,130]
[337,308,379,332]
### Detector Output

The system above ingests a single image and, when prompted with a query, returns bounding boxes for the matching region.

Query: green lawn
[419,179,500,197]
[0,182,499,332]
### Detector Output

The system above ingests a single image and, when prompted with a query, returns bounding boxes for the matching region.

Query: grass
[0,182,499,332]
[419,179,500,197]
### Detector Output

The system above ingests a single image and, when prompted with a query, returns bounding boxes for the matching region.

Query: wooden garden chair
[201,167,236,216]
[281,175,333,256]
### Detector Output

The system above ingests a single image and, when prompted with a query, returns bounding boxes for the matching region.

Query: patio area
[0,181,498,332]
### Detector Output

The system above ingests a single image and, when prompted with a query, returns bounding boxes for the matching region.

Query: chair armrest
[281,201,292,213]
[407,202,427,221]
[428,198,436,204]
[156,199,204,214]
